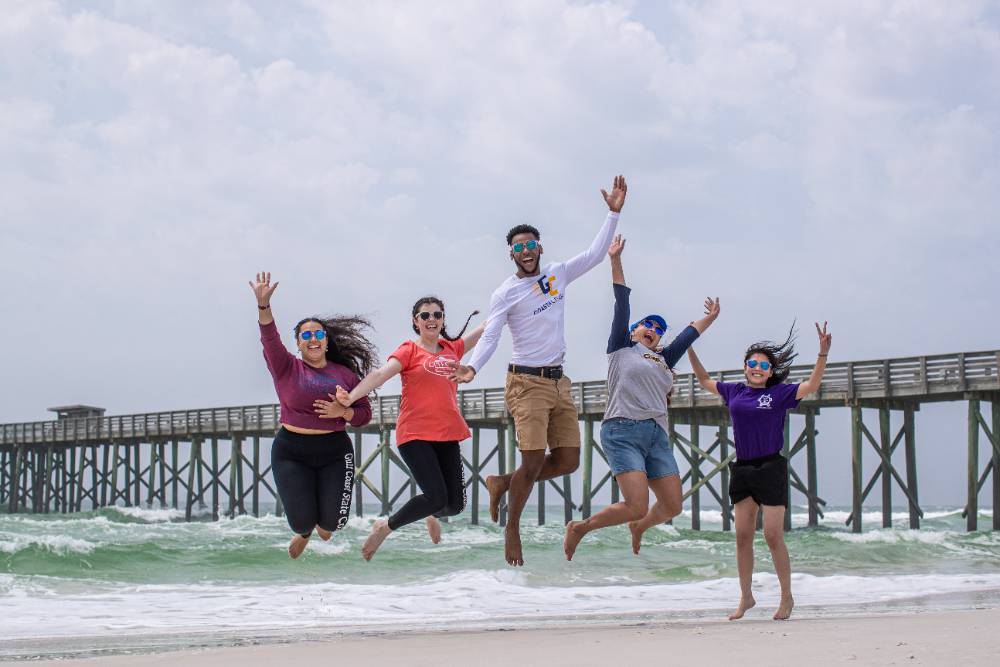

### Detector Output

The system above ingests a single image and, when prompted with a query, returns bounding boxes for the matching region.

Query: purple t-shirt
[260,321,372,431]
[716,382,800,460]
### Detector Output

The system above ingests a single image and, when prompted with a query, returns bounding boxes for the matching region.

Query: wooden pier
[2,350,998,532]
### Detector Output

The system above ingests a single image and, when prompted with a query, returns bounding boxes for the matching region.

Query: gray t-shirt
[603,284,700,435]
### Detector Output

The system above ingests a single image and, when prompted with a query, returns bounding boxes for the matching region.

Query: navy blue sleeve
[659,325,700,368]
[607,283,632,353]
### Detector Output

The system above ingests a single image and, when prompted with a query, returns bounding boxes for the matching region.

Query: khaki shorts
[504,372,581,451]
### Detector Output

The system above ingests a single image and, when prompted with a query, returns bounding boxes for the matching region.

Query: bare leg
[565,472,649,560]
[730,497,759,620]
[362,519,391,561]
[315,526,332,541]
[762,504,794,620]
[503,451,546,566]
[486,448,578,524]
[628,474,682,554]
[486,474,511,523]
[288,534,310,559]
[426,516,442,544]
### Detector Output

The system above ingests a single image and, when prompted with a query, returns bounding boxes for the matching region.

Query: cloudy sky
[2,1,998,505]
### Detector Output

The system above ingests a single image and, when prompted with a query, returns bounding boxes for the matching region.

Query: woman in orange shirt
[315,296,484,560]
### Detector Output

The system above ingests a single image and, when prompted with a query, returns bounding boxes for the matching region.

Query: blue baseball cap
[629,314,668,334]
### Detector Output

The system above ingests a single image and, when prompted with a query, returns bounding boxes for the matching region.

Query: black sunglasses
[417,311,444,320]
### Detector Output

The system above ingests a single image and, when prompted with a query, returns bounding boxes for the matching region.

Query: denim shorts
[600,418,679,479]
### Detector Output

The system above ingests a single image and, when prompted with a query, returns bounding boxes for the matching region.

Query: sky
[2,1,999,506]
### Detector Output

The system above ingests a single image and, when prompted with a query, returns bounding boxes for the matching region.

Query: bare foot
[486,475,509,523]
[426,516,442,544]
[773,595,794,620]
[504,525,524,566]
[316,527,332,541]
[729,596,756,620]
[628,520,644,555]
[563,520,588,561]
[288,534,310,559]
[362,519,392,561]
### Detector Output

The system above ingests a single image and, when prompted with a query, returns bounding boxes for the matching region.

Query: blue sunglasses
[299,330,327,341]
[746,359,771,371]
[511,239,539,253]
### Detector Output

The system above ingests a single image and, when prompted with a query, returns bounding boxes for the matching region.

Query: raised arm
[687,346,720,396]
[250,271,278,325]
[660,298,720,366]
[251,272,293,378]
[462,321,487,353]
[452,290,511,382]
[796,322,832,399]
[606,235,631,353]
[563,175,627,284]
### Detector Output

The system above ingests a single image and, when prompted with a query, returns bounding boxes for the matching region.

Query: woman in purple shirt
[250,272,374,559]
[687,322,831,621]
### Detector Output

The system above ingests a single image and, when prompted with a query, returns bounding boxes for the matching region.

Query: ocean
[2,505,999,661]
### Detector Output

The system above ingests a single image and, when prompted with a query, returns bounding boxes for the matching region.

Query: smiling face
[296,319,328,366]
[413,302,445,341]
[510,231,543,277]
[631,322,662,350]
[744,352,773,388]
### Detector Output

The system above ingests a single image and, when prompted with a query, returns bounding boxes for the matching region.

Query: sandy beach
[14,608,1000,667]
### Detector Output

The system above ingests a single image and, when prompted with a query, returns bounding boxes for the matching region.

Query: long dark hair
[410,296,478,342]
[744,324,797,387]
[294,315,378,378]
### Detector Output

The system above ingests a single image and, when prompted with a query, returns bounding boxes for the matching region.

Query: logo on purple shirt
[756,394,773,409]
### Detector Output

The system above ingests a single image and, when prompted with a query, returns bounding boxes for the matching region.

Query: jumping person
[686,323,832,620]
[450,175,628,566]
[563,235,720,560]
[250,272,374,559]
[314,297,484,560]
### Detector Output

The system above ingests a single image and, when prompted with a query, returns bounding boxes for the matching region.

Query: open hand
[608,234,626,258]
[446,360,476,384]
[816,321,832,355]
[249,272,279,306]
[601,175,627,213]
[704,297,720,320]
[313,395,348,419]
[335,385,351,407]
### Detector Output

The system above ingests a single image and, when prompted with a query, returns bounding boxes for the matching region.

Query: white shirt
[467,211,620,373]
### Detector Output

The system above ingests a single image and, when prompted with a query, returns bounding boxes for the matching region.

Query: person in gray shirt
[564,235,720,560]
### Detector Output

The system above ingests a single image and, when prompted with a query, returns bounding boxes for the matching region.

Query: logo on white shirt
[534,275,559,297]
[756,394,773,409]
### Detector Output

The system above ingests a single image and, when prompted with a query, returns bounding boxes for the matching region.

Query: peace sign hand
[249,272,279,307]
[815,321,832,355]
[601,175,628,213]
[608,234,626,258]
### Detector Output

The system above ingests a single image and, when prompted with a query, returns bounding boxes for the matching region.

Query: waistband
[276,427,351,446]
[508,364,564,379]
[733,452,785,466]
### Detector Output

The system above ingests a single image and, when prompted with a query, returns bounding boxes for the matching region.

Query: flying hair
[411,296,479,341]
[744,323,798,387]
[294,315,378,378]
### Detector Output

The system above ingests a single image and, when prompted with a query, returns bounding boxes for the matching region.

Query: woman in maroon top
[251,272,374,559]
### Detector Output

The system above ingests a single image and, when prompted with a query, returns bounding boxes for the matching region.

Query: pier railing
[3,350,997,445]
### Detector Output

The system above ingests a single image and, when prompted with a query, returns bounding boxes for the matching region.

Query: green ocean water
[2,505,999,660]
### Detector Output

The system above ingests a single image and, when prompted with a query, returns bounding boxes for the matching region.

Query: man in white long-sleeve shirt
[451,175,627,566]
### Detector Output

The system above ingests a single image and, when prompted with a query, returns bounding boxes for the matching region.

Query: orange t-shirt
[390,338,472,445]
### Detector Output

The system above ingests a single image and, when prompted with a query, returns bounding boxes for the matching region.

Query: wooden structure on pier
[2,350,998,532]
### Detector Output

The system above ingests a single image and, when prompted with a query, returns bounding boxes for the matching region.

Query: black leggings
[271,428,355,537]
[387,440,466,531]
